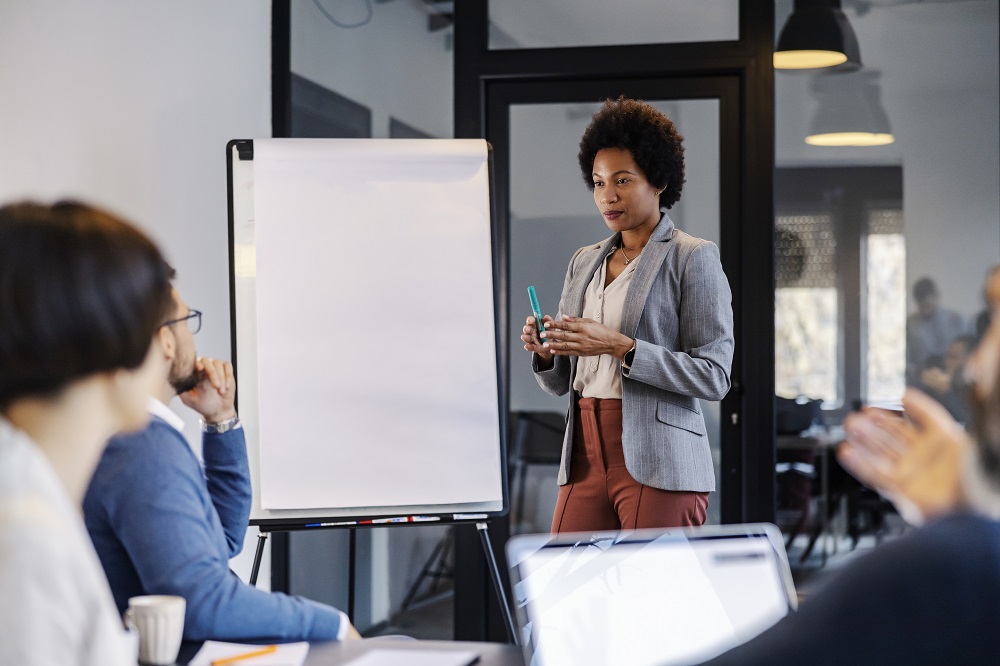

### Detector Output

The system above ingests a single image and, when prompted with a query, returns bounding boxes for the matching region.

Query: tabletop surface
[178,638,525,666]
[308,639,524,665]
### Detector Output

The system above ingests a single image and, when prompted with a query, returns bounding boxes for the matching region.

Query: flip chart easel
[226,138,515,642]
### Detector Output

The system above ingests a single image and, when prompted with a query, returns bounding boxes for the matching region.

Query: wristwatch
[203,415,240,434]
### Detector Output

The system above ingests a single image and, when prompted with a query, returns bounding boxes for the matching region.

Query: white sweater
[0,418,133,666]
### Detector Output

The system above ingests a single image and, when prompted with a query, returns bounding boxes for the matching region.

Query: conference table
[177,638,525,665]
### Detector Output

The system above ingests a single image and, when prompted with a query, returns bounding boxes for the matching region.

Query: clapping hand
[839,388,970,524]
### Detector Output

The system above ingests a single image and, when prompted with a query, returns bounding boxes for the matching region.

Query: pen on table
[210,644,277,666]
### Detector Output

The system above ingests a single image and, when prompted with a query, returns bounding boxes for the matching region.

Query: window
[864,209,906,404]
[775,214,839,403]
[774,167,904,415]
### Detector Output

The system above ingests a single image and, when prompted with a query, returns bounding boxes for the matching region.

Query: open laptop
[506,523,797,666]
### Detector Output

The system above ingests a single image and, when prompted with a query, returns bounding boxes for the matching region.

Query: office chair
[508,411,565,531]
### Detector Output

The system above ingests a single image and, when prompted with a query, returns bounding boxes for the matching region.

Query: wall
[0,0,272,584]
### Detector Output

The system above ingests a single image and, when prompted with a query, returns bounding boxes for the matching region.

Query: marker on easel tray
[304,515,442,527]
[363,516,443,524]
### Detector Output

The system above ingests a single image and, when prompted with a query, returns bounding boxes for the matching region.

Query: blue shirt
[83,414,345,642]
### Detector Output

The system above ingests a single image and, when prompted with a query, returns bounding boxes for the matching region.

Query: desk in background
[776,426,845,564]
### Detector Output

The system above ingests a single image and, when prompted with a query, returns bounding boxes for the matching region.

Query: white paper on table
[343,648,480,666]
[188,641,309,666]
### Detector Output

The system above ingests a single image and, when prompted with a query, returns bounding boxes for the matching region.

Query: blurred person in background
[906,276,967,385]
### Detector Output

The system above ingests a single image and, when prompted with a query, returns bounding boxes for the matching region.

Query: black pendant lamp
[774,0,862,70]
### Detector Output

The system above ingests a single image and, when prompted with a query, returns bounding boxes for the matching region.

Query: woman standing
[0,201,174,664]
[522,97,734,533]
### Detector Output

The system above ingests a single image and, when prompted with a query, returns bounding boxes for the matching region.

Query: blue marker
[527,285,546,342]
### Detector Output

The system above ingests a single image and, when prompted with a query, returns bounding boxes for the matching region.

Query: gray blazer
[533,213,734,492]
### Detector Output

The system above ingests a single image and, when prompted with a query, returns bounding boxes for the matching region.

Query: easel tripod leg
[476,522,519,646]
[250,532,268,587]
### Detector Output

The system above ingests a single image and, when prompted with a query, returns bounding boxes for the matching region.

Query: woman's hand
[540,316,634,360]
[522,315,555,365]
[839,388,971,524]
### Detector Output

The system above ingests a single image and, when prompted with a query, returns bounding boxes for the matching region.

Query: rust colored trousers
[551,397,709,533]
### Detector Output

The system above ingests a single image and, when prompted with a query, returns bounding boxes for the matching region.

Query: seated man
[701,267,1000,665]
[84,281,359,642]
[914,334,975,423]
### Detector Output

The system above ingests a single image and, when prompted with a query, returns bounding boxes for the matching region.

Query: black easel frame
[226,135,514,641]
[247,519,517,644]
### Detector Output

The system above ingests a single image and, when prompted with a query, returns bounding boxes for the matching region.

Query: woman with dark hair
[522,97,734,533]
[0,201,174,665]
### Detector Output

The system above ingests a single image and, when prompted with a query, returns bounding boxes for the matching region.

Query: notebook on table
[506,523,797,666]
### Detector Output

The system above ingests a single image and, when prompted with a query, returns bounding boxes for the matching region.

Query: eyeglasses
[161,309,202,335]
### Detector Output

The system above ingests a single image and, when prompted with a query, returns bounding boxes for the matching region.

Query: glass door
[486,77,740,527]
[506,98,724,528]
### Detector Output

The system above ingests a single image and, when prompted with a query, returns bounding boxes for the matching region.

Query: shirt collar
[147,397,185,433]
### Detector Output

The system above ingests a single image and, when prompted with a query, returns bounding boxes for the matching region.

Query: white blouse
[572,251,639,399]
[0,418,134,666]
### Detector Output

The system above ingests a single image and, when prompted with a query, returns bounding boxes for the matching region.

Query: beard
[169,361,200,395]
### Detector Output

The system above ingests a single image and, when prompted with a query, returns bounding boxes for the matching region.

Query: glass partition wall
[455,0,775,642]
[274,0,998,644]
[773,0,999,556]
[775,0,998,412]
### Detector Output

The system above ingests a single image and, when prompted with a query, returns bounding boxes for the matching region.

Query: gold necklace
[619,245,642,265]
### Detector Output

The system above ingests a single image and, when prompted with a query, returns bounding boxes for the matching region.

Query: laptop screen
[506,524,796,666]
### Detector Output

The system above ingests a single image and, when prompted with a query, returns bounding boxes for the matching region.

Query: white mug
[124,595,186,665]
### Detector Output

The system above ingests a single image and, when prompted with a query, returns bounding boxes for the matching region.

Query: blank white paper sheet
[188,641,308,666]
[251,139,503,511]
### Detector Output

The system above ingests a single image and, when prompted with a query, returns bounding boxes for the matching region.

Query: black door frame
[452,1,775,641]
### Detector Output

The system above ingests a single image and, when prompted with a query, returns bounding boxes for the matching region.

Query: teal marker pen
[527,285,546,342]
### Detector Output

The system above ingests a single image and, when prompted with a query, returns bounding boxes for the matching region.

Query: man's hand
[346,623,362,640]
[178,357,237,424]
[539,316,633,360]
[839,388,970,524]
